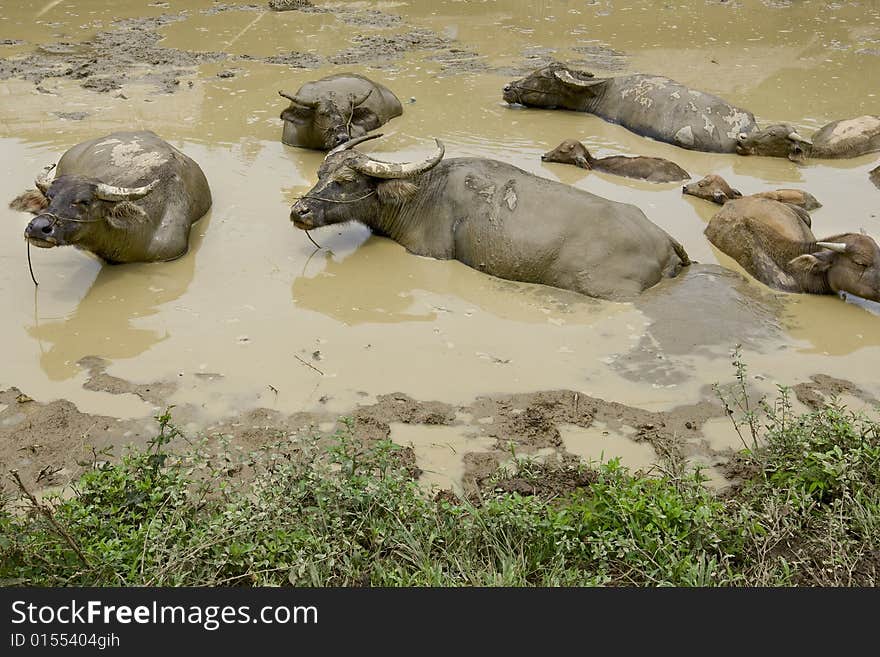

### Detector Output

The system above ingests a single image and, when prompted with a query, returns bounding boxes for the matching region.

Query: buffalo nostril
[682,186,687,192]
[541,155,547,160]
[503,85,511,92]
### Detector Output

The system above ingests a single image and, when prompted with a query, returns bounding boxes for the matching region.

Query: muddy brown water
[0,0,878,491]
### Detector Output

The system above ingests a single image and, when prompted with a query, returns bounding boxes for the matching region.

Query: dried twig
[294,355,324,376]
[9,470,90,568]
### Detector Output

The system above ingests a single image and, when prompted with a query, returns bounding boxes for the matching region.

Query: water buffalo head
[682,174,742,204]
[279,88,375,150]
[735,124,813,162]
[503,62,601,109]
[290,134,445,230]
[788,234,880,302]
[9,164,159,250]
[541,139,593,168]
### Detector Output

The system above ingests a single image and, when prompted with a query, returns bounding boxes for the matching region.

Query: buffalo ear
[788,252,834,276]
[730,188,743,198]
[106,200,147,229]
[9,189,49,214]
[376,179,419,205]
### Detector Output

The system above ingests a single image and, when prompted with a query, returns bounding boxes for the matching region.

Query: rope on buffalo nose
[27,242,38,286]
[295,189,377,250]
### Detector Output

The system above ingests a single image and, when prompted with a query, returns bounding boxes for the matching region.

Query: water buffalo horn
[553,69,597,87]
[351,88,373,107]
[278,91,317,108]
[95,179,160,202]
[352,139,445,179]
[35,163,56,194]
[325,133,384,158]
[788,131,813,146]
[816,242,848,253]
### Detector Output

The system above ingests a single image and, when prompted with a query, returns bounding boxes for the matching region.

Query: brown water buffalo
[290,134,690,300]
[705,196,880,302]
[502,62,758,153]
[735,115,880,162]
[541,139,690,183]
[279,73,403,150]
[9,131,211,264]
[683,174,821,212]
[870,165,880,189]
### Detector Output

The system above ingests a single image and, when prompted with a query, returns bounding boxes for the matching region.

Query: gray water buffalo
[290,134,690,300]
[683,174,821,212]
[705,196,880,302]
[279,73,403,150]
[502,63,757,153]
[9,130,211,263]
[871,165,880,189]
[735,115,880,162]
[541,139,690,182]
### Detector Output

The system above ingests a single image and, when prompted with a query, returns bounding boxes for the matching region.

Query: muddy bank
[4,366,874,498]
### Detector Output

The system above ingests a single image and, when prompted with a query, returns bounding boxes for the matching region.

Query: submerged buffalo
[683,173,821,212]
[9,131,211,264]
[279,73,403,150]
[502,63,757,153]
[871,165,880,190]
[705,197,880,302]
[542,139,690,182]
[290,135,690,300]
[735,115,880,162]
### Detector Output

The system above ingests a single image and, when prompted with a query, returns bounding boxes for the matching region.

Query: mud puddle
[0,0,878,493]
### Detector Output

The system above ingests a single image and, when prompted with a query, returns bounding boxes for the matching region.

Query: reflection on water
[292,236,600,326]
[0,0,878,417]
[26,237,201,380]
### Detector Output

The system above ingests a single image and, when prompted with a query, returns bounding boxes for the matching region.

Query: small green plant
[1,369,877,587]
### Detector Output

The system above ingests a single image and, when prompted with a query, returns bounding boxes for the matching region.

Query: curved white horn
[788,131,813,146]
[350,139,445,179]
[816,241,847,253]
[325,133,384,158]
[553,69,597,87]
[35,163,56,194]
[95,179,160,202]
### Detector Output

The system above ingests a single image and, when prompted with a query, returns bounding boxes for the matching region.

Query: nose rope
[296,190,376,204]
[35,211,105,226]
[295,190,376,249]
[505,85,553,103]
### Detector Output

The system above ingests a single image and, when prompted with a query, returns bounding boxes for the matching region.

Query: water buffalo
[683,174,821,212]
[705,196,880,302]
[541,139,690,182]
[279,73,403,150]
[735,115,880,162]
[871,165,880,190]
[502,62,757,153]
[9,131,211,264]
[290,135,690,300]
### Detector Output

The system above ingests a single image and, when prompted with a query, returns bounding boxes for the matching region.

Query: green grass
[2,374,878,587]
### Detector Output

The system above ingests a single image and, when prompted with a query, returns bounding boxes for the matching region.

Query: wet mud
[0,0,878,496]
